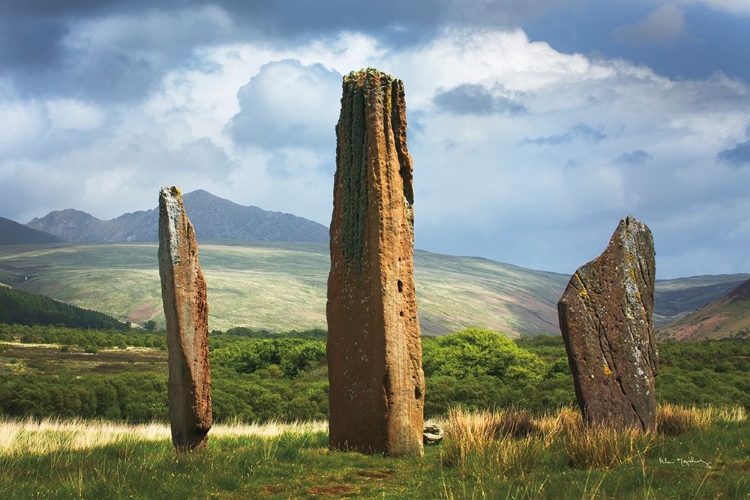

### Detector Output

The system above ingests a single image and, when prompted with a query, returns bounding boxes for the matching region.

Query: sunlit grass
[657,403,746,436]
[0,417,327,456]
[443,404,747,475]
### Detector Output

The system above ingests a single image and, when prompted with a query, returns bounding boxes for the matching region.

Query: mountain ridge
[26,190,328,243]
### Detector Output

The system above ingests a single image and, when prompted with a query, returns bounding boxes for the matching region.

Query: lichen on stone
[160,186,184,267]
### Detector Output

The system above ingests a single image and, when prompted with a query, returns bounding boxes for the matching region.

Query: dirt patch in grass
[127,301,162,324]
[306,484,357,496]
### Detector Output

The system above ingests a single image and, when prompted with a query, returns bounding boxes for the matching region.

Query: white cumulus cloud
[46,99,105,131]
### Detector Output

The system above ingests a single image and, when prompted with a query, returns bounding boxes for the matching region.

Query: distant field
[0,243,746,336]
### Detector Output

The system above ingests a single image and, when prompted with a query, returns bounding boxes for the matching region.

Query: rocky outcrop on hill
[26,190,328,243]
[158,186,212,451]
[558,216,658,431]
[327,69,425,456]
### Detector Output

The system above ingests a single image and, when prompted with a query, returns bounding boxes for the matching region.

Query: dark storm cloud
[614,150,652,165]
[717,141,750,167]
[0,2,215,102]
[524,123,606,146]
[0,0,180,65]
[0,0,559,72]
[214,0,558,39]
[0,0,565,103]
[433,84,526,116]
[0,17,69,69]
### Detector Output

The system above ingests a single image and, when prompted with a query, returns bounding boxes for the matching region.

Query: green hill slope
[657,278,750,340]
[0,284,128,330]
[0,217,62,245]
[0,243,568,336]
[653,274,750,326]
[0,243,745,337]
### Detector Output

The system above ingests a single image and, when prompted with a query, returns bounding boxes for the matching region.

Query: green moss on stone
[337,69,398,274]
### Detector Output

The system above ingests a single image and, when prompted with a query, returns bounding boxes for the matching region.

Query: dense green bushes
[0,373,168,422]
[0,323,748,423]
[422,328,575,416]
[0,324,166,349]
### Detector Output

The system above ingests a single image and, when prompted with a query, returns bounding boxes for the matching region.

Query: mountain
[25,190,329,243]
[657,277,750,340]
[1,242,746,338]
[0,285,128,330]
[0,217,62,245]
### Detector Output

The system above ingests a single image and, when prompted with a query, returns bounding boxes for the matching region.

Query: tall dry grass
[657,403,746,436]
[441,408,550,478]
[0,417,327,456]
[442,404,746,475]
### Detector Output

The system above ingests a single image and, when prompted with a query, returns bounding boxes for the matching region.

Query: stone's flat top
[344,68,400,85]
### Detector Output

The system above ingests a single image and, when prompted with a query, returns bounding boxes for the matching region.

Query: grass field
[0,405,746,499]
[0,342,166,377]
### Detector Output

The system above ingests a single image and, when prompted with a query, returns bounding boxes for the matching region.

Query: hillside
[0,242,565,336]
[652,274,750,326]
[657,277,750,340]
[25,190,328,243]
[0,285,128,330]
[0,217,62,245]
[1,242,746,337]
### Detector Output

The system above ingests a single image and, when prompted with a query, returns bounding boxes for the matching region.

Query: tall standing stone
[158,186,212,451]
[558,216,658,431]
[327,69,425,456]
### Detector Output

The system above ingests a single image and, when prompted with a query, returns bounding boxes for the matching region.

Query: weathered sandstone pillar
[158,186,212,451]
[558,216,658,431]
[327,69,425,456]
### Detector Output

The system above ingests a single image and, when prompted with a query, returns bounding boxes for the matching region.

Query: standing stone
[158,186,212,451]
[558,216,658,431]
[327,69,425,456]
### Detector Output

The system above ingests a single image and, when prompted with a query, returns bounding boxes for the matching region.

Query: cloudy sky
[1,0,749,279]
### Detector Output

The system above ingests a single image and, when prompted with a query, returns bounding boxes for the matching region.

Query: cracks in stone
[390,80,413,208]
[635,242,652,319]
